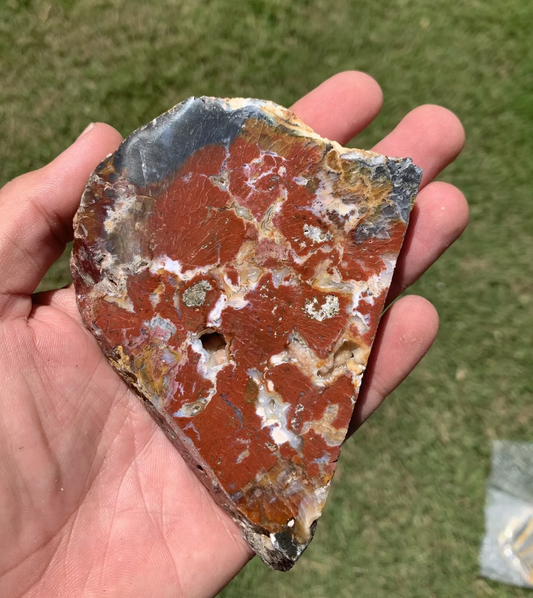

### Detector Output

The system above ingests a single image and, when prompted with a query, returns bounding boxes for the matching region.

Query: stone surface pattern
[71,97,422,570]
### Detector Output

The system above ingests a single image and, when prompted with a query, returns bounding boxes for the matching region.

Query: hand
[0,72,467,597]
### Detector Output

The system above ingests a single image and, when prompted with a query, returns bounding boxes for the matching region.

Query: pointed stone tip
[241,521,314,572]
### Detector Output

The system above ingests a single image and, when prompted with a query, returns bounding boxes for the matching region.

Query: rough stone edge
[130,382,302,571]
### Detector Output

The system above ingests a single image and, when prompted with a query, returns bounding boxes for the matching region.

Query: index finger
[291,70,383,143]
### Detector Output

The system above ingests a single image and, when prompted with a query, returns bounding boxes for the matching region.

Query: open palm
[0,73,467,598]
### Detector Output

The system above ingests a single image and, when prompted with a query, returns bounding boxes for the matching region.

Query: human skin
[0,72,467,598]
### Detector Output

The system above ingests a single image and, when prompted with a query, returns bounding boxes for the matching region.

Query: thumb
[0,123,123,320]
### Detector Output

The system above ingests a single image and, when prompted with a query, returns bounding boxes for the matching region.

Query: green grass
[2,0,533,596]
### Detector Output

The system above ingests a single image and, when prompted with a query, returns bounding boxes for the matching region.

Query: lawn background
[1,0,532,596]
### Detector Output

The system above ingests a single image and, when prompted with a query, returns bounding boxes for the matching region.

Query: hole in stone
[200,331,227,353]
[107,273,118,287]
[196,464,204,472]
[318,340,359,377]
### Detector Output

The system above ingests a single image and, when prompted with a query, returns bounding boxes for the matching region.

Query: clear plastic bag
[480,441,533,587]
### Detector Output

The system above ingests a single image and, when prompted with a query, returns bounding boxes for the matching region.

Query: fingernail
[77,123,95,140]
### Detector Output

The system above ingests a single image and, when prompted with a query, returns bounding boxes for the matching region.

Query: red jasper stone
[71,97,422,570]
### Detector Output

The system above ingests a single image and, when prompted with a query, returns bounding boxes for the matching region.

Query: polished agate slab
[71,97,422,570]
